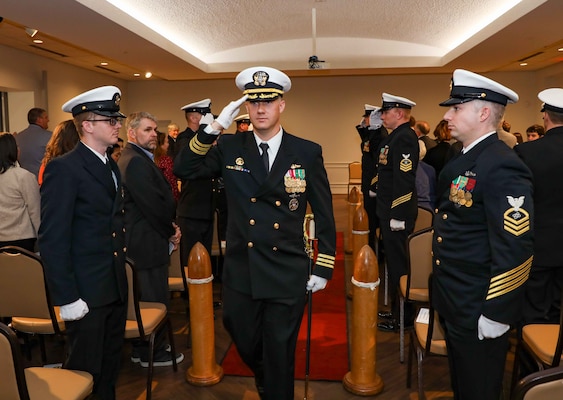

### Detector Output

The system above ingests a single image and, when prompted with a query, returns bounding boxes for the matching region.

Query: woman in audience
[154,129,179,201]
[0,132,41,251]
[38,119,79,185]
[424,119,452,177]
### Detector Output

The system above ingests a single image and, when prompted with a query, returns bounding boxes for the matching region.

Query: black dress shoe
[255,377,265,399]
[378,311,393,319]
[377,319,399,332]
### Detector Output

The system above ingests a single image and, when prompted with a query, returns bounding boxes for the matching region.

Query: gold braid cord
[303,213,315,259]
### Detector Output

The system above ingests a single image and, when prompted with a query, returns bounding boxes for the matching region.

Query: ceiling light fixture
[520,62,528,66]
[25,27,38,37]
[134,73,141,77]
[32,39,43,44]
[144,72,152,78]
[100,62,108,66]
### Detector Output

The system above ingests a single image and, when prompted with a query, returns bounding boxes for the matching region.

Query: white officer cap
[180,98,211,114]
[539,88,563,113]
[380,93,416,111]
[363,104,380,117]
[234,114,250,123]
[235,66,291,102]
[62,86,126,117]
[439,69,518,107]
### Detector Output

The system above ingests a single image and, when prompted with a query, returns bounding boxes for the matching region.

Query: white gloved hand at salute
[214,95,248,130]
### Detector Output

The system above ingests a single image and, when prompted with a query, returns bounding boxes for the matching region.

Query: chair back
[0,246,61,334]
[425,273,447,353]
[0,322,29,400]
[348,161,362,180]
[512,365,563,400]
[406,227,433,297]
[414,206,433,233]
[125,258,145,338]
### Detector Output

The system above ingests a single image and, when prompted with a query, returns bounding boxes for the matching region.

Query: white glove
[368,190,377,198]
[199,112,215,127]
[477,314,510,340]
[390,219,405,231]
[215,95,248,130]
[60,298,89,321]
[306,275,328,293]
[369,111,383,129]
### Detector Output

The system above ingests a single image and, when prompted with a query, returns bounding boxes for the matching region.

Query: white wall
[2,43,562,193]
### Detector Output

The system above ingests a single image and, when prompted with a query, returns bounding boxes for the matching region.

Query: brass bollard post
[348,204,369,298]
[343,245,384,396]
[185,242,223,386]
[346,187,361,254]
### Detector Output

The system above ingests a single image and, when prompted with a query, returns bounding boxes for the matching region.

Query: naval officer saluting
[174,66,336,400]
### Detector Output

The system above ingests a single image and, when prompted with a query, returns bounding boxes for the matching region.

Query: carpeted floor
[221,232,348,381]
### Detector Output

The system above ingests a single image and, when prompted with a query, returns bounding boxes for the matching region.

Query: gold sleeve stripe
[371,175,378,185]
[486,256,532,300]
[391,192,413,208]
[189,136,212,155]
[316,253,335,269]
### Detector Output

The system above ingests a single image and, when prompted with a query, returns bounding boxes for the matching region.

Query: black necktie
[105,158,116,190]
[259,143,269,172]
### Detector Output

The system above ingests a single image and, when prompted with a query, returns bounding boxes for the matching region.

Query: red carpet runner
[221,232,347,381]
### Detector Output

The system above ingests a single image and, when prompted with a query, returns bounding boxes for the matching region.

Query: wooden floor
[25,194,520,399]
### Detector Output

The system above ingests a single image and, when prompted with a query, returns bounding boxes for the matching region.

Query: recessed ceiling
[0,0,561,81]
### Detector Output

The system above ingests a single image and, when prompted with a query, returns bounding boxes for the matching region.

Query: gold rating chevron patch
[503,195,530,236]
[399,154,412,172]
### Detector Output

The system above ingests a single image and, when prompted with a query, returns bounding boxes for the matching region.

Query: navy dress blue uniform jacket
[374,122,419,222]
[174,129,336,299]
[432,134,534,329]
[514,126,563,267]
[39,142,127,308]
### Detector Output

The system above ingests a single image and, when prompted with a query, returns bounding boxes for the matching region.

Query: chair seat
[124,301,167,339]
[522,324,562,366]
[11,308,65,334]
[414,321,447,355]
[25,367,93,400]
[168,277,185,292]
[399,275,429,303]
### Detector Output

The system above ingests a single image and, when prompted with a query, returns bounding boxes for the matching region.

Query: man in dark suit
[373,93,419,332]
[515,88,563,324]
[15,107,52,178]
[118,111,183,367]
[433,69,534,399]
[174,66,336,400]
[175,99,216,269]
[39,86,128,400]
[356,104,387,251]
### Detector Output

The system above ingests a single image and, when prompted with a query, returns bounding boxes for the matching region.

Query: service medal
[289,198,299,211]
[235,157,244,166]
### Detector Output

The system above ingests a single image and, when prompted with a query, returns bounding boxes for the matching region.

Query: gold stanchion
[348,204,369,298]
[346,187,361,254]
[343,245,384,396]
[185,242,223,386]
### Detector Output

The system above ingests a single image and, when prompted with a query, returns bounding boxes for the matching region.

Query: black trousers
[522,265,563,324]
[362,194,379,251]
[64,300,127,400]
[222,285,307,400]
[379,219,414,318]
[177,216,214,268]
[134,265,170,354]
[442,319,509,400]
